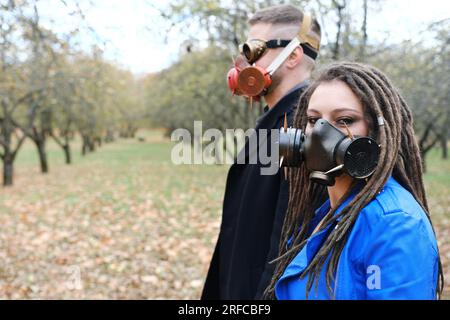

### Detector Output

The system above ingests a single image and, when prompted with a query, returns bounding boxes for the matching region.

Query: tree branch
[0,136,7,148]
[10,117,34,138]
[11,133,27,160]
[50,130,64,148]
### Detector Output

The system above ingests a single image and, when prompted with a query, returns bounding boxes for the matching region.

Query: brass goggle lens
[240,40,267,64]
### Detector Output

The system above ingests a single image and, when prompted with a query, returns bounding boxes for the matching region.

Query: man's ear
[286,46,304,69]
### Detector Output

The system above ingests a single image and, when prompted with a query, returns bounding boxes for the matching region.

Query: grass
[424,148,450,223]
[0,130,228,299]
[0,130,449,299]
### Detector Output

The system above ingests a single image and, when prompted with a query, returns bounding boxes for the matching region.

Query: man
[202,4,322,300]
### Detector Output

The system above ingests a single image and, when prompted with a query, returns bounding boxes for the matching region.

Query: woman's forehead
[307,80,364,114]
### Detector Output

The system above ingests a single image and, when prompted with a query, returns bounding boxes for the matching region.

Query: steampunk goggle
[239,38,319,64]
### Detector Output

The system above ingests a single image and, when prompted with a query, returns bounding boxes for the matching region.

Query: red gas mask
[227,54,272,99]
[227,13,320,101]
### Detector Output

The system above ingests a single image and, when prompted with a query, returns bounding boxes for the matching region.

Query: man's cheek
[256,53,275,69]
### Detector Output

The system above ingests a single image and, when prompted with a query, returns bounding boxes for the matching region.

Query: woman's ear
[286,46,304,69]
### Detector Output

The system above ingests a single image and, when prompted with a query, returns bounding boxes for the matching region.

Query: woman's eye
[307,117,318,125]
[337,118,354,126]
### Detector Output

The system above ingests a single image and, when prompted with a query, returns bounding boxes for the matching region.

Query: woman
[264,62,444,300]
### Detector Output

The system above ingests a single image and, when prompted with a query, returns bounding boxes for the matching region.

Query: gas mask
[279,119,380,186]
[227,13,320,100]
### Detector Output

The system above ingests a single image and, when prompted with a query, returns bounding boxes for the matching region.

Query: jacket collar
[279,180,365,281]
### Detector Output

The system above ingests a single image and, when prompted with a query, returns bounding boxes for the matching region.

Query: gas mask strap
[266,13,318,76]
[266,37,300,75]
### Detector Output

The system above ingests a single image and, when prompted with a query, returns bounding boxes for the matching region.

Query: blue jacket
[275,177,439,300]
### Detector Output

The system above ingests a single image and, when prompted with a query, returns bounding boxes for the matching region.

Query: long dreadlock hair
[264,62,444,299]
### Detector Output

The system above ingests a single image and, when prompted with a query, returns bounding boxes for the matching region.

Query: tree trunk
[441,137,448,159]
[81,135,95,155]
[3,154,14,186]
[359,0,368,60]
[332,1,345,60]
[81,135,87,156]
[420,150,428,173]
[420,137,439,173]
[88,138,96,152]
[51,133,72,165]
[35,139,49,173]
[96,137,102,147]
[1,115,26,186]
[63,144,71,164]
[104,129,115,143]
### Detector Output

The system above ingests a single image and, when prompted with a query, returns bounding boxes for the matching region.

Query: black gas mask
[279,119,380,186]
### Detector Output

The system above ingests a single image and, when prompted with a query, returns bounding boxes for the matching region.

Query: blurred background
[0,0,448,299]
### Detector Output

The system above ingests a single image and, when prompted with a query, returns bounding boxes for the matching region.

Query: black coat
[201,84,307,300]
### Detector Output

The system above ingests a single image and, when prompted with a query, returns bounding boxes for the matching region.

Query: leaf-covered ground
[0,130,449,299]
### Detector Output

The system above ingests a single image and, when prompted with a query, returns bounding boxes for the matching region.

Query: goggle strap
[266,39,317,60]
[266,39,291,48]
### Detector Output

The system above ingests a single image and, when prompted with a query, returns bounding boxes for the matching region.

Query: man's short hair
[248,4,321,52]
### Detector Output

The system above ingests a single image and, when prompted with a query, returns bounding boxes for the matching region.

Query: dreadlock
[263,62,444,299]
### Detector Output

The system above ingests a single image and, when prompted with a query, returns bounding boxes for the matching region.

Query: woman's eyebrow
[331,107,362,114]
[307,107,362,114]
